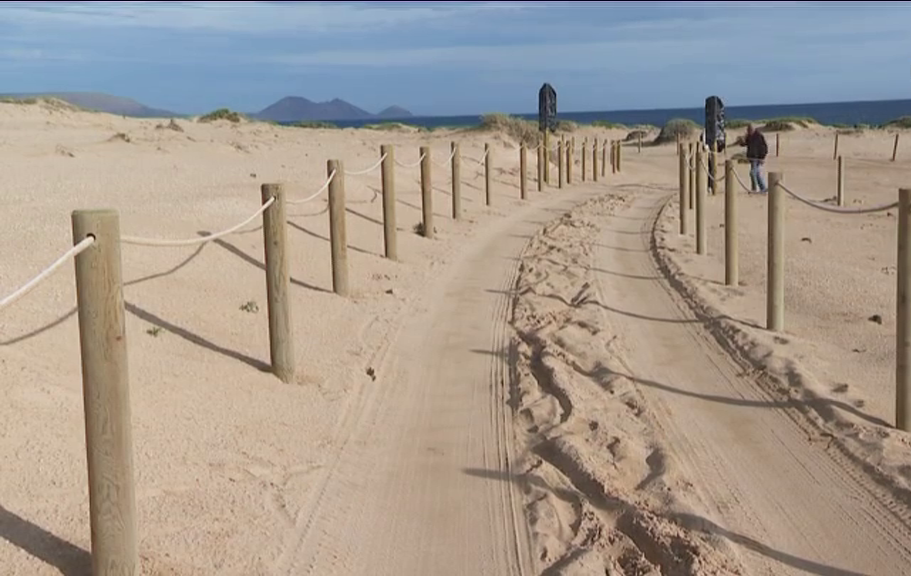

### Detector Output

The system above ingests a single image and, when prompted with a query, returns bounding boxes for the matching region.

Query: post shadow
[1,243,207,347]
[125,301,271,373]
[0,505,91,576]
[206,235,330,294]
[285,220,381,258]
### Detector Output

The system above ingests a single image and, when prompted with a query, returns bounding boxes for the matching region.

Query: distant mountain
[376,106,413,119]
[253,96,412,123]
[0,92,178,118]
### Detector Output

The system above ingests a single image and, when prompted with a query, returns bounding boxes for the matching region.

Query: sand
[4,99,911,576]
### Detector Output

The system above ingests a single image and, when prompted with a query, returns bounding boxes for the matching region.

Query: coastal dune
[4,97,911,576]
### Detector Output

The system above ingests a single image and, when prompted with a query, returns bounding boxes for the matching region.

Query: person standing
[734,124,768,193]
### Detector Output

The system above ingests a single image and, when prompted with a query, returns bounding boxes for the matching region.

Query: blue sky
[0,1,909,116]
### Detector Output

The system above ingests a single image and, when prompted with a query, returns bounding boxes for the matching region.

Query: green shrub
[654,118,699,144]
[726,118,751,130]
[555,120,578,132]
[883,116,911,129]
[199,108,243,123]
[591,120,627,129]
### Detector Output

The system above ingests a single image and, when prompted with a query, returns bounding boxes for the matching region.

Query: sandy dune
[5,98,911,576]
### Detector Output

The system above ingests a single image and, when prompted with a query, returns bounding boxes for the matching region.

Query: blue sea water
[288,98,911,130]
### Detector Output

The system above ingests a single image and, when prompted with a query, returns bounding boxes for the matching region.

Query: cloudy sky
[0,1,909,116]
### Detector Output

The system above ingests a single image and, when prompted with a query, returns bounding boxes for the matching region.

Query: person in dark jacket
[734,124,768,193]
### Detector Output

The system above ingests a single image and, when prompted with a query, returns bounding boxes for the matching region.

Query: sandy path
[593,185,911,575]
[269,181,604,575]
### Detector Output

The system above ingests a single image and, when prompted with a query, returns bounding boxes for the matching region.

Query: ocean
[287,98,911,130]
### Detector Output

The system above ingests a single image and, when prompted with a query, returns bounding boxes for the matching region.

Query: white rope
[433,148,457,168]
[0,236,95,312]
[121,197,276,247]
[395,153,426,169]
[477,148,489,166]
[344,153,387,176]
[732,167,754,193]
[779,183,898,215]
[287,170,336,205]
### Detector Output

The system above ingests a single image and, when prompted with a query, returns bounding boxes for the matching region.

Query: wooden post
[601,139,607,176]
[567,140,573,184]
[261,184,294,383]
[536,142,543,191]
[695,147,707,255]
[837,155,845,207]
[71,209,138,576]
[543,130,550,184]
[833,132,839,161]
[420,146,433,238]
[678,143,688,235]
[896,188,911,431]
[638,132,642,153]
[592,137,599,182]
[724,160,738,287]
[776,133,780,157]
[676,132,680,154]
[520,142,527,200]
[380,144,397,261]
[710,150,719,196]
[582,139,588,182]
[616,140,622,172]
[327,159,348,296]
[558,138,564,189]
[485,143,492,205]
[688,142,695,210]
[767,172,784,332]
[893,133,901,162]
[451,141,461,219]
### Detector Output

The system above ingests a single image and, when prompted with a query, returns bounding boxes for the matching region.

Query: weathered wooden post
[688,142,695,210]
[776,133,780,157]
[71,209,139,576]
[520,142,527,200]
[543,130,551,184]
[592,137,599,182]
[893,133,901,162]
[611,141,617,174]
[724,160,738,287]
[710,150,719,196]
[638,132,642,153]
[695,147,707,255]
[420,146,433,238]
[678,143,688,235]
[582,138,588,182]
[837,155,845,207]
[601,139,607,177]
[558,138,564,189]
[328,159,349,296]
[567,139,573,184]
[897,188,911,431]
[767,172,784,332]
[833,132,840,161]
[616,140,622,172]
[485,143,492,205]
[451,141,461,219]
[536,143,543,191]
[380,144,397,261]
[261,184,294,383]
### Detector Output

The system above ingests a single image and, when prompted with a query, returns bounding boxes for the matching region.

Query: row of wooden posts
[64,132,628,575]
[677,130,902,162]
[676,140,911,432]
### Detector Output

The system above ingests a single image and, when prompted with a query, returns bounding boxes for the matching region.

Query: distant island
[0,91,414,122]
[250,96,413,123]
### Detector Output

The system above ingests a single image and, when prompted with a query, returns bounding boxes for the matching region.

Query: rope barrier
[432,148,457,168]
[0,236,95,312]
[395,153,426,169]
[121,197,276,247]
[344,153,387,176]
[287,170,336,205]
[778,182,898,215]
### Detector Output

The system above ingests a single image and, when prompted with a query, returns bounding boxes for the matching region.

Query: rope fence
[2,128,623,573]
[675,139,911,434]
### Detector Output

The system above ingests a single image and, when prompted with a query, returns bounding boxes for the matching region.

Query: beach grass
[199,108,244,123]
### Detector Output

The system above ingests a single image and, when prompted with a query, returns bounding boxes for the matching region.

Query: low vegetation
[198,108,244,123]
[292,121,338,129]
[591,120,627,129]
[624,129,649,142]
[477,113,541,146]
[0,97,38,105]
[654,118,699,144]
[883,116,911,129]
[363,122,426,132]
